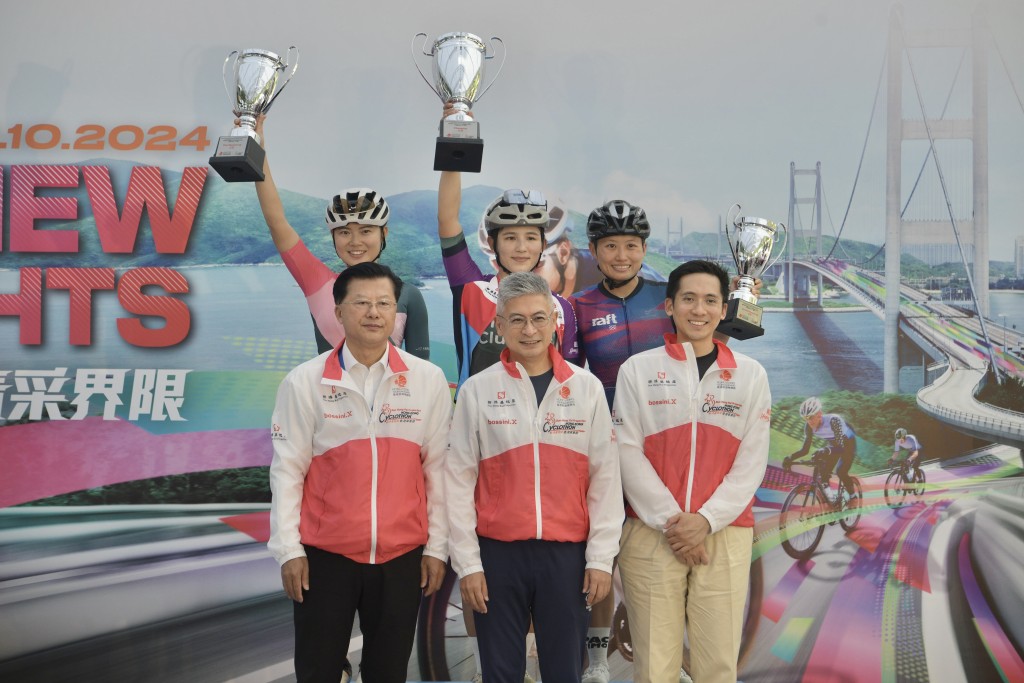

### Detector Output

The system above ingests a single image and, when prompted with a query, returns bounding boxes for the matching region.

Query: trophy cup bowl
[412,31,505,173]
[209,47,299,182]
[716,203,788,340]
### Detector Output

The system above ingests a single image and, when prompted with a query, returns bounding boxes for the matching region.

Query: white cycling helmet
[799,396,823,418]
[895,428,908,440]
[478,192,571,259]
[325,188,390,229]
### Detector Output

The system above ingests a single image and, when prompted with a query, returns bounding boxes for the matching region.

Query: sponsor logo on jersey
[378,403,422,424]
[487,395,517,408]
[542,411,587,435]
[487,418,518,425]
[272,423,287,441]
[391,374,411,397]
[591,313,618,328]
[701,393,742,417]
[760,407,772,422]
[647,372,678,387]
[322,386,349,403]
[323,410,354,420]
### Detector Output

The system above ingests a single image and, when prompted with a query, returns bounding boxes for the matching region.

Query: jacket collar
[662,333,737,370]
[499,344,574,383]
[322,339,408,383]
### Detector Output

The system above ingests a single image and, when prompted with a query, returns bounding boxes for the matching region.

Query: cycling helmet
[895,428,908,440]
[478,193,571,259]
[479,189,549,275]
[799,396,823,418]
[586,199,651,243]
[483,189,549,233]
[326,188,390,229]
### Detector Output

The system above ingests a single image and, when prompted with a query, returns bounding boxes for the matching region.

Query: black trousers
[293,544,423,683]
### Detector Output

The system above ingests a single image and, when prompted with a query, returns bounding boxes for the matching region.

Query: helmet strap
[603,273,638,291]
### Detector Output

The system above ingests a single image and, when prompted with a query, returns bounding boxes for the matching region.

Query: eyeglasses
[333,195,375,215]
[341,299,396,313]
[502,189,547,207]
[497,312,555,330]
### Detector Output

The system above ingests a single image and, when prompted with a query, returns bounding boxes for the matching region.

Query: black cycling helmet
[586,200,651,243]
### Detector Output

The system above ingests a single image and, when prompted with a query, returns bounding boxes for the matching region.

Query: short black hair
[666,260,730,301]
[333,262,403,305]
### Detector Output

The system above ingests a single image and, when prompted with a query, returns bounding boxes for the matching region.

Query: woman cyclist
[250,115,430,358]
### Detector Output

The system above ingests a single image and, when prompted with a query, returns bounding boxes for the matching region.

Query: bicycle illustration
[779,448,863,560]
[884,457,926,508]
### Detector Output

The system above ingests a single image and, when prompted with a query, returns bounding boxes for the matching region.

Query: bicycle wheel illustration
[884,469,909,508]
[839,477,863,531]
[910,468,926,497]
[780,483,828,560]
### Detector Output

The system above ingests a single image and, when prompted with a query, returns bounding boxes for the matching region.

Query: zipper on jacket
[684,343,700,514]
[368,387,380,564]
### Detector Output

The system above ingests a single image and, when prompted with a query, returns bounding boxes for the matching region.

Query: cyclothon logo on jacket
[701,393,743,418]
[542,411,587,436]
[377,403,423,424]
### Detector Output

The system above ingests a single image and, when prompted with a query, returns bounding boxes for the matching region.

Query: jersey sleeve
[280,239,336,296]
[400,284,431,360]
[441,234,486,287]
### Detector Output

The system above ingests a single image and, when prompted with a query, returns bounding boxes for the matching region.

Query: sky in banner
[2,0,1023,255]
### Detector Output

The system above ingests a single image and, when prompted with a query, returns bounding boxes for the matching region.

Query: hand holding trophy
[716,203,788,340]
[412,32,505,173]
[209,47,299,182]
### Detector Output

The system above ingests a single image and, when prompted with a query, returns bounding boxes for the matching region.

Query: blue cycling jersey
[571,277,673,405]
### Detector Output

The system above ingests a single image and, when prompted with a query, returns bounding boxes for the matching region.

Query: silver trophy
[412,31,505,173]
[717,203,788,340]
[209,47,299,182]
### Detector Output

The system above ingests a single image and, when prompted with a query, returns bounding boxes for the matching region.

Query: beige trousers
[618,518,753,683]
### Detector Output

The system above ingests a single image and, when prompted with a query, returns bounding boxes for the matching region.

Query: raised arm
[251,115,300,254]
[438,170,463,240]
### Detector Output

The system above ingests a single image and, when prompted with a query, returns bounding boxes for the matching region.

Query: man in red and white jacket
[447,272,623,683]
[614,260,771,683]
[269,262,452,683]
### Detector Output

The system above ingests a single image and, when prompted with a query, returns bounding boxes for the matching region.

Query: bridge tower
[786,161,823,305]
[884,5,989,393]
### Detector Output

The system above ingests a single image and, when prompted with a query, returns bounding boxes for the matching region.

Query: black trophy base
[434,136,484,173]
[209,136,266,182]
[716,298,765,340]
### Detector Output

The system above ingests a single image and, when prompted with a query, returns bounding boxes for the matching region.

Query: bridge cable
[819,179,853,261]
[901,49,967,219]
[903,29,1004,383]
[992,32,1024,119]
[824,48,887,261]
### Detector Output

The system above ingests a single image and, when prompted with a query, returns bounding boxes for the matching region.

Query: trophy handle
[264,46,300,114]
[411,33,443,100]
[474,36,506,102]
[764,221,789,273]
[222,50,240,113]
[724,203,742,265]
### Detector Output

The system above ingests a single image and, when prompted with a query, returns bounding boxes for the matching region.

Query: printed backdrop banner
[2,1,1023,681]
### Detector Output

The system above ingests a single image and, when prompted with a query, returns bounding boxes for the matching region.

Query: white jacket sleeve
[697,364,772,533]
[613,359,683,530]
[445,383,483,577]
[268,370,316,566]
[584,380,624,574]
[421,366,454,562]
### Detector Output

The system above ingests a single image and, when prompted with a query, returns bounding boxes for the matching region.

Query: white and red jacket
[446,346,623,577]
[268,341,452,566]
[613,335,771,534]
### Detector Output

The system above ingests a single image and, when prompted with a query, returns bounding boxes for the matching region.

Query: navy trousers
[475,536,591,682]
